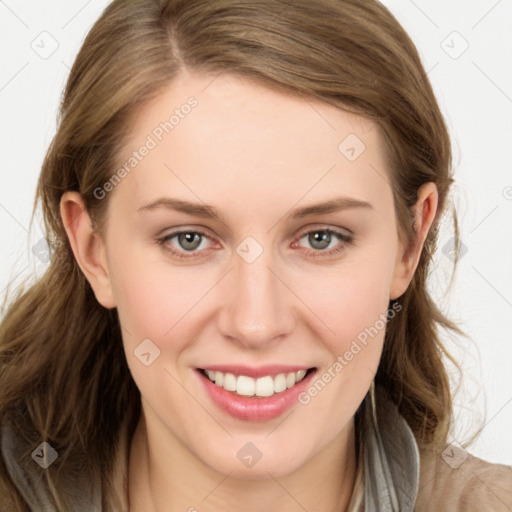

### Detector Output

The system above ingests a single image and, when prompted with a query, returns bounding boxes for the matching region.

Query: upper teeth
[204,369,308,397]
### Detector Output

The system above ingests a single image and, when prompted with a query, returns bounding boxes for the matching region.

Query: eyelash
[156,227,353,261]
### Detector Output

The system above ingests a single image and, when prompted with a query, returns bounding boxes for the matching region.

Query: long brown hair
[0,0,462,509]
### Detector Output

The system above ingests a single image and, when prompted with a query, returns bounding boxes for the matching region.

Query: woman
[0,0,510,510]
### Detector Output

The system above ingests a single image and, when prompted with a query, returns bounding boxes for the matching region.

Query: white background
[1,1,511,465]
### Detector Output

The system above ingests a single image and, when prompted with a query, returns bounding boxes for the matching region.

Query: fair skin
[61,70,437,512]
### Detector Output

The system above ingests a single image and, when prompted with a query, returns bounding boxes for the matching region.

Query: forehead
[110,70,392,218]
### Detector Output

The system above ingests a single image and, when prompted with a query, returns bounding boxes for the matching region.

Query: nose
[217,241,296,349]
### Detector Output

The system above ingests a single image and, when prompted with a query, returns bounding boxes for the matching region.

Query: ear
[390,182,438,300]
[60,191,116,308]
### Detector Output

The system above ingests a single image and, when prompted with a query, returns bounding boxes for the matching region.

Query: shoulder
[415,445,512,512]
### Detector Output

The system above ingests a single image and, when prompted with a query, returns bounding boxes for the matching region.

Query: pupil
[180,232,200,250]
[310,231,330,250]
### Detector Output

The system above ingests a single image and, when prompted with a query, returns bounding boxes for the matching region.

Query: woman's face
[94,71,414,477]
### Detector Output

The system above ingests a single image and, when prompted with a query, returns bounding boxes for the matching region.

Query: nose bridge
[218,236,294,347]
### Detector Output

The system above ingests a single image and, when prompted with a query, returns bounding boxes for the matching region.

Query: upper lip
[198,364,315,378]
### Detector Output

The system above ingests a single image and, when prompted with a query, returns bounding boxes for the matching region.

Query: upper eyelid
[162,222,352,237]
[296,225,352,238]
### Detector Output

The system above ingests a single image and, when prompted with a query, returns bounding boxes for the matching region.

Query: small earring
[369,379,377,426]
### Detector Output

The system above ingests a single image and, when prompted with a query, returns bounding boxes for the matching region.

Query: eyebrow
[137,196,373,222]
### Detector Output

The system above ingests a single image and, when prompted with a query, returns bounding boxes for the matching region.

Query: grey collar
[357,384,420,511]
[1,386,420,511]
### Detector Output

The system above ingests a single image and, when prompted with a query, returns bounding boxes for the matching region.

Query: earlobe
[389,182,438,300]
[60,191,116,309]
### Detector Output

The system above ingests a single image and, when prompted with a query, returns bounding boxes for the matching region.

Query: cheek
[109,258,204,349]
[307,278,389,398]
[108,256,205,415]
[302,245,397,352]
[105,222,205,341]
[295,251,397,425]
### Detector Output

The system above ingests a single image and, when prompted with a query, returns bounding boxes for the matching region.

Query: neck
[128,410,357,512]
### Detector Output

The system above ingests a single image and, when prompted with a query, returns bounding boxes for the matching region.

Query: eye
[157,226,353,261]
[293,227,353,258]
[157,230,215,260]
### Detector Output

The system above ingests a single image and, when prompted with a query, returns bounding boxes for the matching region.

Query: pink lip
[198,364,312,378]
[196,367,317,422]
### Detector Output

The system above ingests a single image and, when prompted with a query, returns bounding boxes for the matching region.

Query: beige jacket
[415,448,512,512]
[2,386,511,511]
[345,387,512,512]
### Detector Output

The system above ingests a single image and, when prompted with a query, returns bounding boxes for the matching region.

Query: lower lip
[196,368,317,422]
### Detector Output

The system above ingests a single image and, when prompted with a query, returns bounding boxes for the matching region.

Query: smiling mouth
[198,367,316,398]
